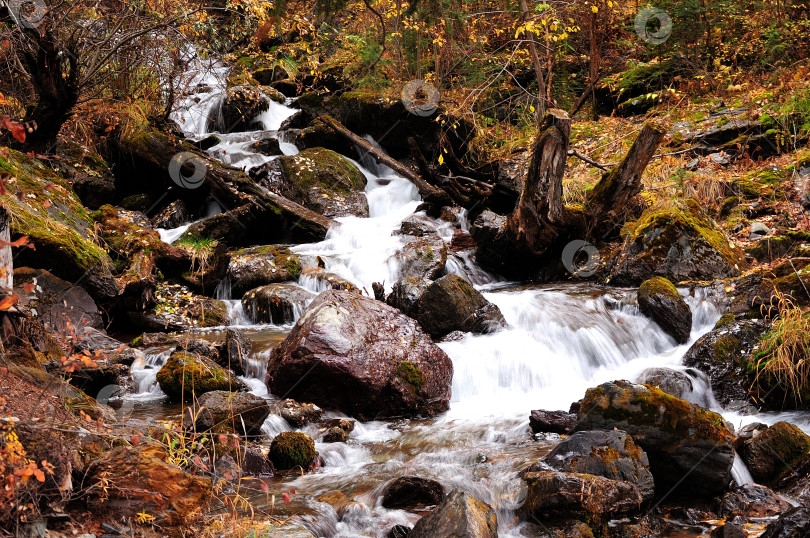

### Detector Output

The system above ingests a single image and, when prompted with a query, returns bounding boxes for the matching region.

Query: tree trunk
[504,108,571,255]
[520,0,547,120]
[584,122,665,238]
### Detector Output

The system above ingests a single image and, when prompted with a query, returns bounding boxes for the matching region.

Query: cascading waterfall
[129,348,173,399]
[154,53,808,537]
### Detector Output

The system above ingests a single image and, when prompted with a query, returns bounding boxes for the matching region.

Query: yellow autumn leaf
[438,155,444,165]
[591,5,598,13]
[530,105,536,112]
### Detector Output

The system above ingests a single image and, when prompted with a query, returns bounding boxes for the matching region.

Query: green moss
[277,147,366,196]
[623,200,742,268]
[269,432,316,470]
[0,147,112,273]
[718,196,740,218]
[638,276,679,302]
[714,313,735,330]
[397,360,426,388]
[120,194,151,211]
[130,335,144,348]
[713,335,741,362]
[155,352,235,400]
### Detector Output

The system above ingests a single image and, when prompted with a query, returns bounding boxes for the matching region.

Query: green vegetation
[269,432,316,470]
[397,361,426,389]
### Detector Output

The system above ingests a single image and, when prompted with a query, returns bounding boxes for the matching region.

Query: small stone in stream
[193,391,271,436]
[711,523,746,538]
[733,422,768,451]
[387,525,411,538]
[740,421,810,484]
[528,409,576,434]
[719,484,789,519]
[381,476,445,511]
[761,506,810,538]
[408,489,497,538]
[417,274,506,338]
[151,199,189,229]
[219,328,251,376]
[635,367,696,402]
[386,277,431,318]
[241,447,274,477]
[269,432,317,471]
[215,455,240,481]
[637,276,692,344]
[278,399,323,427]
[321,418,355,443]
[251,137,282,156]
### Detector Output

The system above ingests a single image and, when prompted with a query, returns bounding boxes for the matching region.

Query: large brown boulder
[84,444,212,524]
[265,290,453,420]
[740,422,810,484]
[408,489,497,538]
[637,277,692,344]
[573,380,735,497]
[416,275,506,339]
[193,390,271,436]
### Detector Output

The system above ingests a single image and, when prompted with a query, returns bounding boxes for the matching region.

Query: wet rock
[637,277,692,344]
[761,506,810,537]
[218,328,251,376]
[241,283,316,324]
[542,430,655,501]
[218,86,269,132]
[607,201,744,285]
[740,421,810,484]
[72,326,139,364]
[381,476,445,511]
[320,418,355,442]
[269,431,317,471]
[300,270,358,293]
[151,199,189,229]
[193,390,271,436]
[386,277,431,318]
[250,137,282,157]
[394,234,448,281]
[46,353,130,397]
[449,229,476,252]
[226,245,303,297]
[241,447,274,477]
[734,422,769,451]
[719,484,789,519]
[276,399,323,427]
[84,444,212,524]
[128,283,228,330]
[521,470,649,519]
[251,147,368,218]
[387,525,411,538]
[635,368,694,400]
[573,380,735,497]
[156,352,247,401]
[711,524,746,538]
[408,489,497,538]
[16,268,103,335]
[295,117,355,157]
[683,319,764,406]
[398,214,438,237]
[215,455,241,481]
[266,290,453,420]
[528,409,577,435]
[416,275,506,339]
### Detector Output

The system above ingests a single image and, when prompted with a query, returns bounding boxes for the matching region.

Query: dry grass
[754,291,810,404]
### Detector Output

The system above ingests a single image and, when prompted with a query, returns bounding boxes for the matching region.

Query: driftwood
[319,114,450,208]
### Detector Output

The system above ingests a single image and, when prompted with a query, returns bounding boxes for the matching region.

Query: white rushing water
[158,55,810,536]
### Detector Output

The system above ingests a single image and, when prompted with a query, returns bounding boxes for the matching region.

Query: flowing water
[125,54,810,535]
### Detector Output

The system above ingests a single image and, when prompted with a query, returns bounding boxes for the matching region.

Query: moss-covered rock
[595,57,693,116]
[740,422,810,484]
[155,351,246,401]
[217,85,269,132]
[408,489,497,538]
[574,380,735,497]
[608,200,745,285]
[294,117,355,157]
[251,147,368,218]
[269,431,316,471]
[637,277,692,344]
[0,147,117,301]
[416,274,506,339]
[226,245,303,296]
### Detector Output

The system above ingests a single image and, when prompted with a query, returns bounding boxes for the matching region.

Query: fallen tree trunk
[319,114,450,208]
[111,128,334,244]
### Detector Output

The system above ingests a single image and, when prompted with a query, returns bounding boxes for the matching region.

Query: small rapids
[124,51,810,536]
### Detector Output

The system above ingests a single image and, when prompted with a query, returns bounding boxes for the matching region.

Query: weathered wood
[319,114,448,204]
[112,128,333,243]
[504,109,571,255]
[584,122,665,236]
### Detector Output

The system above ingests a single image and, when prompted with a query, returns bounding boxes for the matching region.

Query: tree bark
[584,122,665,237]
[504,108,571,255]
[520,0,547,120]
